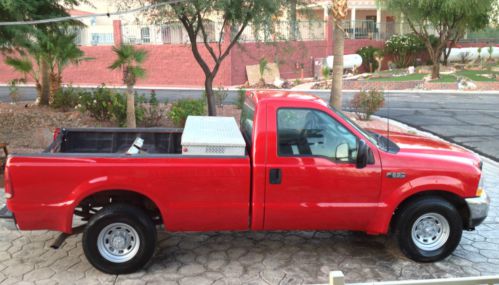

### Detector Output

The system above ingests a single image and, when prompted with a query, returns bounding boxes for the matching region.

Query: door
[263,105,382,231]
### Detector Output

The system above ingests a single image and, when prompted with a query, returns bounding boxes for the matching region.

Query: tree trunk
[330,20,344,109]
[205,76,217,116]
[289,0,298,40]
[126,84,136,128]
[431,58,440,80]
[49,73,60,103]
[40,59,50,106]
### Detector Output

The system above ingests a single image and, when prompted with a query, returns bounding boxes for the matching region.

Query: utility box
[181,116,246,156]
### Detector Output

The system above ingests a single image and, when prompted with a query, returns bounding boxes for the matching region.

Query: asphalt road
[2,86,498,161]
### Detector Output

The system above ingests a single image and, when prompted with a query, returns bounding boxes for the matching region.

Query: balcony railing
[342,20,415,41]
[237,20,326,42]
[121,20,325,45]
[122,22,225,45]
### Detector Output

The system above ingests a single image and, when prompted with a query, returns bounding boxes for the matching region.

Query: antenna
[386,89,390,152]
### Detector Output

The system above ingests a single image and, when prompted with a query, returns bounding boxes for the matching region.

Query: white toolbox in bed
[181,116,246,156]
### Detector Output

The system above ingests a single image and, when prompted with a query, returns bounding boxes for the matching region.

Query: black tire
[82,204,157,274]
[394,197,462,262]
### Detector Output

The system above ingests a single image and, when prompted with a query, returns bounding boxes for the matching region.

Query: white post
[376,8,382,40]
[350,8,356,39]
[329,271,345,285]
[400,13,405,35]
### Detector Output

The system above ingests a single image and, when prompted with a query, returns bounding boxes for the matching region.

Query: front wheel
[82,204,157,274]
[395,197,462,262]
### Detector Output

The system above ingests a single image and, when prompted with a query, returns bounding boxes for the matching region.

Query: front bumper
[465,191,490,229]
[0,204,18,231]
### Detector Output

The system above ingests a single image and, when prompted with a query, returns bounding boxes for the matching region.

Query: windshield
[328,106,378,146]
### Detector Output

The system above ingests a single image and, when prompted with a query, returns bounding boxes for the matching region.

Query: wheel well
[74,190,162,225]
[390,190,470,233]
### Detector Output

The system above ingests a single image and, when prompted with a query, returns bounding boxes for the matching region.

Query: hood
[369,129,481,163]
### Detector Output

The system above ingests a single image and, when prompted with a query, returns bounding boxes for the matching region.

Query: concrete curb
[2,84,499,95]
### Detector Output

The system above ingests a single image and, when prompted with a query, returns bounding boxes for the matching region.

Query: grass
[367,73,426,82]
[366,68,498,83]
[431,74,457,83]
[455,69,498,82]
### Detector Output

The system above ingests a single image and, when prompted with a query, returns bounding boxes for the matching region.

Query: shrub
[321,65,331,81]
[78,86,115,121]
[78,85,145,126]
[357,46,381,72]
[203,87,229,108]
[139,90,168,127]
[52,86,81,111]
[236,88,246,109]
[168,98,206,127]
[8,79,24,103]
[384,34,425,68]
[350,89,385,121]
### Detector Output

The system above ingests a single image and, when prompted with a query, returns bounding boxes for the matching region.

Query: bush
[139,90,168,127]
[168,98,206,127]
[350,89,385,121]
[78,85,145,126]
[357,46,381,72]
[203,87,229,108]
[52,86,81,111]
[8,79,25,103]
[236,88,246,109]
[384,34,425,68]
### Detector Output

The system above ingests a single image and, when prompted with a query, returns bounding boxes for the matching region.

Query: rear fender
[62,176,165,233]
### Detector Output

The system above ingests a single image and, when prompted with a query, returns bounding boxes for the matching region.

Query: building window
[161,24,184,44]
[140,27,150,43]
[91,33,114,45]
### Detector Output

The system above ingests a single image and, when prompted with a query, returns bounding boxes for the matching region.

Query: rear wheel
[82,204,157,274]
[395,197,462,262]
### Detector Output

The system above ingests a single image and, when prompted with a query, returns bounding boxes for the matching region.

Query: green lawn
[367,73,426,82]
[431,74,457,83]
[455,70,498,82]
[366,69,498,83]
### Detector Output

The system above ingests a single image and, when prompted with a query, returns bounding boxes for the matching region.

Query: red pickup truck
[1,91,490,274]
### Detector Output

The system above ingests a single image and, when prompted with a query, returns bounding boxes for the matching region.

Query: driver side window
[277,108,358,162]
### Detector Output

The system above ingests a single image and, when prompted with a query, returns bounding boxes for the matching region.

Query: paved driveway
[0,161,498,285]
[373,92,499,162]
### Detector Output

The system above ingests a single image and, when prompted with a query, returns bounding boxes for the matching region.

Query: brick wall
[0,44,232,87]
[0,27,496,87]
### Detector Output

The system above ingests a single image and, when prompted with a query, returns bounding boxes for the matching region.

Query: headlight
[476,174,485,197]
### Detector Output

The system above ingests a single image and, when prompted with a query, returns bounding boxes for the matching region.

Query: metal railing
[238,20,326,42]
[73,25,114,46]
[122,20,325,44]
[341,20,415,41]
[122,22,225,45]
[321,271,499,285]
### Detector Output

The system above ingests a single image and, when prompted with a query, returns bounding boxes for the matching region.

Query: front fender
[367,175,466,234]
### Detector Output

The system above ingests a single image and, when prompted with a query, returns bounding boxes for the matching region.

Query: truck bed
[48,128,183,154]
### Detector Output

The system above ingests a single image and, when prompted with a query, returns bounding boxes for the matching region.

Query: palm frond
[5,56,33,74]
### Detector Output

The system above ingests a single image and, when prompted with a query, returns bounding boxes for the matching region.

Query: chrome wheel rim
[97,223,140,263]
[411,213,450,251]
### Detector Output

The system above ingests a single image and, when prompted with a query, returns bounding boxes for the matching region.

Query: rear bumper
[465,191,490,229]
[0,204,18,230]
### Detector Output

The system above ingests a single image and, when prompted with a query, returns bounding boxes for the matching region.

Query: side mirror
[356,139,369,169]
[335,143,349,162]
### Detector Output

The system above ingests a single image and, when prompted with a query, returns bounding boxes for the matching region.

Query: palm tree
[50,31,91,98]
[4,28,89,105]
[329,0,348,109]
[108,44,148,128]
